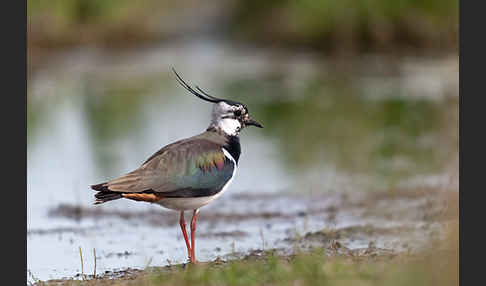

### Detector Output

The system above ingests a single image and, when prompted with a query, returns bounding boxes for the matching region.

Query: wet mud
[32,187,457,284]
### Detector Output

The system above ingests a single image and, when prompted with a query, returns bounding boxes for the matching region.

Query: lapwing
[91,68,263,263]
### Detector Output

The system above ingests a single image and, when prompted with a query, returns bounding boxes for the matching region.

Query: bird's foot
[189,256,209,265]
[188,260,211,267]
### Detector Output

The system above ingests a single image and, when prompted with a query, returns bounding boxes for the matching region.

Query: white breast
[213,148,237,198]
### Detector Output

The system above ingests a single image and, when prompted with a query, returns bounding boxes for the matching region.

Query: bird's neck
[223,134,241,164]
[205,126,241,164]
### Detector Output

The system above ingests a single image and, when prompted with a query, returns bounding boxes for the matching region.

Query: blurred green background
[27,0,458,52]
[27,0,458,193]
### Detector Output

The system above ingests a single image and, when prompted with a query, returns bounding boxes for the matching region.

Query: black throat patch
[224,135,241,164]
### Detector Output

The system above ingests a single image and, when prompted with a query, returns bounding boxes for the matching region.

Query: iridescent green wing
[102,132,234,196]
[162,147,235,197]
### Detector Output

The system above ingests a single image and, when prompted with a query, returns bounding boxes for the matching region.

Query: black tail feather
[94,192,123,204]
[91,183,110,192]
[91,182,122,204]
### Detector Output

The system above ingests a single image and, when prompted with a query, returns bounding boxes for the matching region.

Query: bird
[90,68,263,264]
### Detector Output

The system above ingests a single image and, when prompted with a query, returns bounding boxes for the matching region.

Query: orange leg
[179,211,192,262]
[190,209,199,263]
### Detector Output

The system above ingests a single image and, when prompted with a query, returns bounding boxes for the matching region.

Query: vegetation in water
[28,0,458,54]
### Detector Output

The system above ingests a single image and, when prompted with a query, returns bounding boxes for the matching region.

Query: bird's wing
[98,136,235,196]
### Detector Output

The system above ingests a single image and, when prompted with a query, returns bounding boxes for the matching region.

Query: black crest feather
[171,68,243,106]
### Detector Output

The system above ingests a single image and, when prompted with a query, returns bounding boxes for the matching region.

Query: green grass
[28,0,161,25]
[38,245,458,286]
[149,247,456,286]
[27,0,177,49]
[28,0,458,53]
[230,0,458,52]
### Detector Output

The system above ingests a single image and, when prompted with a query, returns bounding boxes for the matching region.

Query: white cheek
[218,119,241,135]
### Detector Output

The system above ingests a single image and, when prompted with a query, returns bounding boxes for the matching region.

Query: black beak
[245,118,264,128]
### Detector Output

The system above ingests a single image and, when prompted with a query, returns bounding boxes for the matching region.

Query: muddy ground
[32,187,457,284]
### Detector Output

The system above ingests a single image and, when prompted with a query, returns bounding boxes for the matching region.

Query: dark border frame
[459,0,482,285]
[6,0,27,284]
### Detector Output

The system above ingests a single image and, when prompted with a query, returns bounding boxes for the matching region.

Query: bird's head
[172,68,263,136]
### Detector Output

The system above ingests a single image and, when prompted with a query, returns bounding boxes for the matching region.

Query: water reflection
[27,44,458,197]
[81,75,156,175]
[224,72,458,190]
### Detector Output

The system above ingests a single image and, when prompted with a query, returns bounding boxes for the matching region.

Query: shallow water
[27,39,458,282]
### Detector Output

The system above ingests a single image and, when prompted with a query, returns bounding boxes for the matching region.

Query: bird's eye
[234,110,242,116]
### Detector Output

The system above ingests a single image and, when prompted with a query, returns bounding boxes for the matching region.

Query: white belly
[156,196,217,211]
[156,176,234,210]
